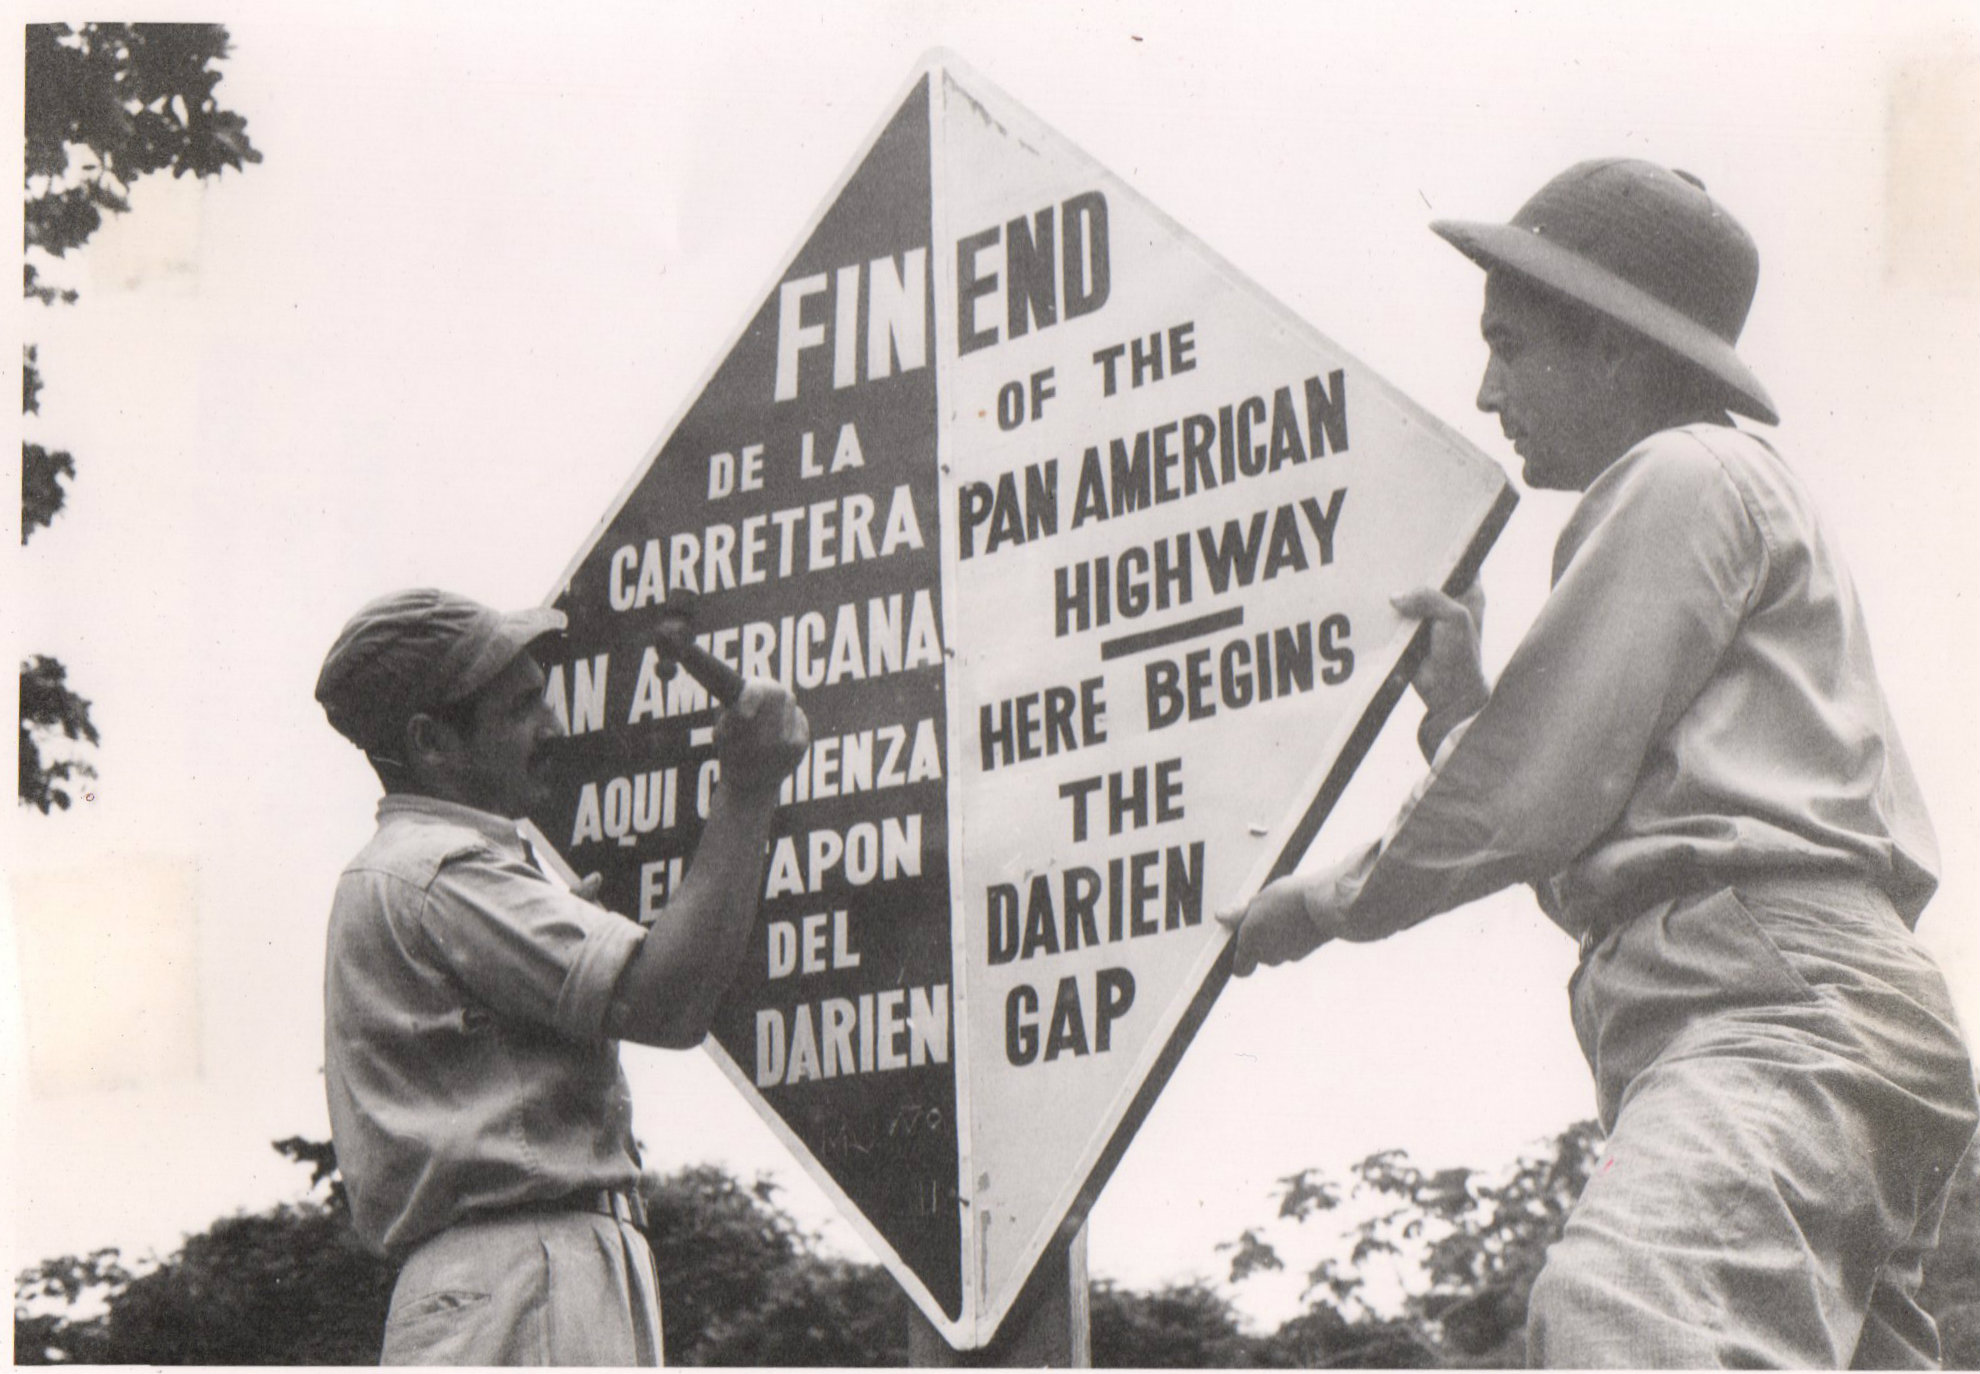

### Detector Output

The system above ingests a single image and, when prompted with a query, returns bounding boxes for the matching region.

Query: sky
[7,0,1978,1331]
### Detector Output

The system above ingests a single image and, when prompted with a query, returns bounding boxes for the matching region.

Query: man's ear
[404,713,459,772]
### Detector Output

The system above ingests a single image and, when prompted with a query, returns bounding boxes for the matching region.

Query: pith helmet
[1432,158,1777,425]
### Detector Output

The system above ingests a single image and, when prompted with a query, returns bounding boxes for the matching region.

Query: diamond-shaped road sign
[531,51,1514,1349]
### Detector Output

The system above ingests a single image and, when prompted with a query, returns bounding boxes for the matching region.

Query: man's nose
[1476,358,1505,414]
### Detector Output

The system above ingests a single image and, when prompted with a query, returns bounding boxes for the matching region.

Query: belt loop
[618,1188,647,1229]
[596,1188,644,1229]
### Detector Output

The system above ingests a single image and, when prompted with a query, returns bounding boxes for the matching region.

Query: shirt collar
[376,792,525,853]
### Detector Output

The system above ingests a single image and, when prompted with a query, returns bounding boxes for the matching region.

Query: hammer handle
[656,628,746,706]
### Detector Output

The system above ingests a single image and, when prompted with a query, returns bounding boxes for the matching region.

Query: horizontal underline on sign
[1099,607,1246,661]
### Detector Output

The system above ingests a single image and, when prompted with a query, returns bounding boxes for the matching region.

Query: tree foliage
[637,1163,908,1365]
[24,24,261,263]
[21,344,76,543]
[1090,1279,1256,1367]
[13,1250,131,1365]
[18,654,100,813]
[12,1143,912,1367]
[21,444,77,545]
[14,1123,1980,1366]
[1221,1121,1604,1367]
[87,1205,395,1365]
[20,21,261,543]
[18,23,260,809]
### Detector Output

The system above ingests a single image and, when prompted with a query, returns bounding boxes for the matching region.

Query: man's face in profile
[1474,272,1614,492]
[447,653,565,819]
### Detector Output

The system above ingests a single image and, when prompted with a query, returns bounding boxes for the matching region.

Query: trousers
[380,1208,665,1366]
[1527,880,1978,1368]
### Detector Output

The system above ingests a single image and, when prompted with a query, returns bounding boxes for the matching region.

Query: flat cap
[315,588,565,754]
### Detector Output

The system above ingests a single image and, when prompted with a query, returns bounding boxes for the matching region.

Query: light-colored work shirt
[1325,422,1938,940]
[324,793,648,1257]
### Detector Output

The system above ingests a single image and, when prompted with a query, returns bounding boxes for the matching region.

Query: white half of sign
[925,51,1514,1347]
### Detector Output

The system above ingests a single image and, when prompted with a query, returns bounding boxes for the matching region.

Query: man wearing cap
[314,588,808,1365]
[1221,160,1976,1366]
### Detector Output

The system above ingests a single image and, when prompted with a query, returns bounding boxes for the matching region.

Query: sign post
[906,1224,1089,1367]
[533,51,1514,1351]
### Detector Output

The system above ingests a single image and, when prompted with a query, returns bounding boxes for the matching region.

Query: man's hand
[714,680,810,797]
[1393,583,1488,758]
[1217,876,1344,977]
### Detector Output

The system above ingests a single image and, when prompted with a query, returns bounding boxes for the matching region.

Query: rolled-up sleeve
[418,847,647,1042]
[1330,434,1766,938]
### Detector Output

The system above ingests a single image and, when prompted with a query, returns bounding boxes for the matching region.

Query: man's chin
[1507,440,1547,490]
[1521,457,1568,492]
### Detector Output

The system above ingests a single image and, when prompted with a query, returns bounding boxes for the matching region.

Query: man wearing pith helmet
[314,588,807,1364]
[1222,160,1977,1365]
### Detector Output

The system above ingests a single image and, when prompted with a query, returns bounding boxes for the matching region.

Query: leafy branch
[19,655,100,812]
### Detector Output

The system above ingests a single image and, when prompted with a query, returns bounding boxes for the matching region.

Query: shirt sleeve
[417,844,647,1042]
[1328,432,1768,939]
